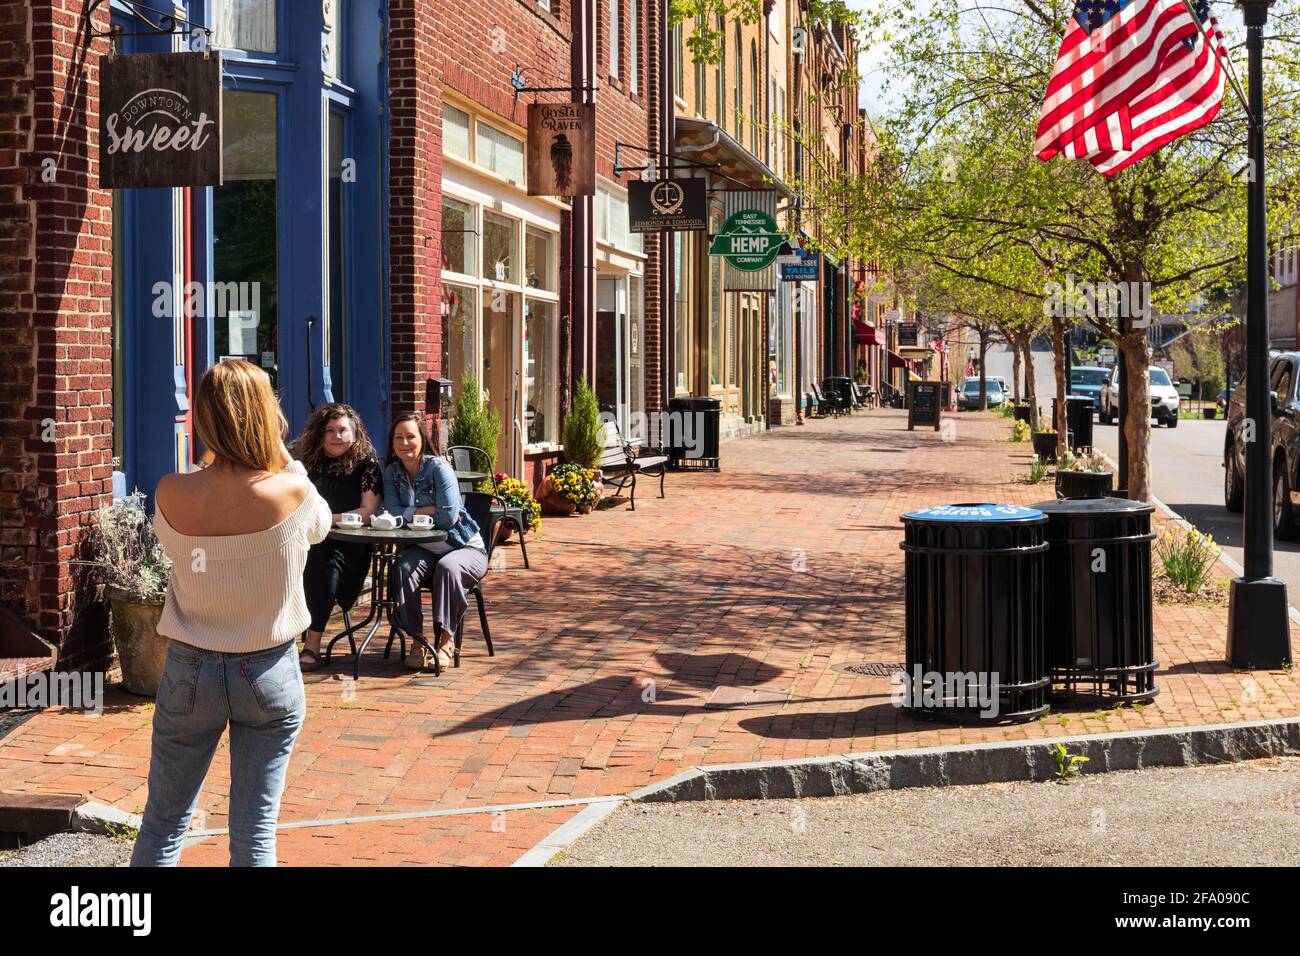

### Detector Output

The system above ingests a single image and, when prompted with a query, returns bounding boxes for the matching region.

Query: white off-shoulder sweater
[153,460,333,653]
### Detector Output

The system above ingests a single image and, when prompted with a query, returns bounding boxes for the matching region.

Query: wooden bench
[598,421,668,511]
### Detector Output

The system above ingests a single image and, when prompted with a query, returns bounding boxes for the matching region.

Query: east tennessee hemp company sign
[99,52,223,189]
[708,209,784,272]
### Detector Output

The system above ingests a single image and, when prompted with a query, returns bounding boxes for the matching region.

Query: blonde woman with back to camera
[130,360,332,867]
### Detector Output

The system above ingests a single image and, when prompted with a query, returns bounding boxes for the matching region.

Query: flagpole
[1227,0,1291,669]
[1178,0,1252,122]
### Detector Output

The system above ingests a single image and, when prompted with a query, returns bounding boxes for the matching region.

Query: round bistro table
[323,525,447,679]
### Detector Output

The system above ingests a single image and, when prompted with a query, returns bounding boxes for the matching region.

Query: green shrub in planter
[448,374,502,470]
[563,376,604,469]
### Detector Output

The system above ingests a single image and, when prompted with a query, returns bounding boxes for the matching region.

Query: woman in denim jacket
[382,413,487,670]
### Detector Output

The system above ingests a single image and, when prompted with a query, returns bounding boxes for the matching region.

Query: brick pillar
[387,1,442,429]
[0,0,114,666]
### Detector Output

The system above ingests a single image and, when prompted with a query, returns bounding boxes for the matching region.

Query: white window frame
[609,0,620,80]
[628,0,638,93]
[439,176,563,463]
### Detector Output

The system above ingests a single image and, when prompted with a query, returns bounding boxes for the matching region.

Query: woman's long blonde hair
[194,360,288,472]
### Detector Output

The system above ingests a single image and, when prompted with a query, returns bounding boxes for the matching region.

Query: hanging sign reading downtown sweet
[527,102,596,197]
[628,177,707,232]
[708,208,785,272]
[99,52,223,189]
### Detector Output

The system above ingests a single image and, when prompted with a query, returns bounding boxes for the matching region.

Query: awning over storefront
[674,115,795,199]
[887,350,909,369]
[854,321,880,345]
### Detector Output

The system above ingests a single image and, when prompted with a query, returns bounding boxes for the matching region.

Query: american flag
[1035,0,1225,176]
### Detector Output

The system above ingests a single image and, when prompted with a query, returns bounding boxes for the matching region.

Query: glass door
[482,291,518,473]
[596,275,627,430]
[212,89,279,388]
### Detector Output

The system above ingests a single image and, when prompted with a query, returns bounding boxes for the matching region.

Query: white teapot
[369,512,405,531]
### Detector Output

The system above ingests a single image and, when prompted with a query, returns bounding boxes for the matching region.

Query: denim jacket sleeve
[381,462,416,522]
[429,458,464,531]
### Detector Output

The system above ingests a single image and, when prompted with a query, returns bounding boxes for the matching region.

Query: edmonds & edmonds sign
[99,52,223,189]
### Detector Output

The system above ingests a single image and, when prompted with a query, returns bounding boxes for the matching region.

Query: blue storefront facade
[111,0,388,499]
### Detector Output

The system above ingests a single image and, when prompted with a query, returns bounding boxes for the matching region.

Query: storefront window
[442,197,475,275]
[482,291,517,468]
[674,232,690,392]
[629,274,645,431]
[709,248,722,386]
[440,284,478,402]
[482,211,518,284]
[525,227,554,290]
[213,0,277,54]
[444,105,471,161]
[477,123,525,182]
[524,300,558,445]
[213,89,279,386]
[325,0,345,78]
[327,110,347,401]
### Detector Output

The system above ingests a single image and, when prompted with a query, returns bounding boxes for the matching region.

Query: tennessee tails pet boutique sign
[527,102,595,197]
[99,52,223,189]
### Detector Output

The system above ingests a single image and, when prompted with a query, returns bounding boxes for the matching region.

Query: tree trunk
[978,329,989,411]
[1021,334,1040,430]
[1012,338,1022,404]
[1051,317,1068,457]
[1120,334,1152,501]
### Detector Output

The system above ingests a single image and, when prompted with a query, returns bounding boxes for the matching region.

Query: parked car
[1069,366,1109,410]
[1224,352,1300,538]
[959,377,1006,409]
[1099,365,1181,427]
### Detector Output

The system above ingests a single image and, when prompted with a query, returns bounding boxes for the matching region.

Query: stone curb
[511,799,626,867]
[71,802,142,835]
[625,717,1300,802]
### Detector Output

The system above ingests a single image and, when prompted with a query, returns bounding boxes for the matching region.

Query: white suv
[1099,365,1181,428]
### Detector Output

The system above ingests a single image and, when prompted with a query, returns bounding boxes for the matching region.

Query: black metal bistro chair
[384,492,498,676]
[446,445,530,569]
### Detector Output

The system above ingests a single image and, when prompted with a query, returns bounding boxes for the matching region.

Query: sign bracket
[511,66,596,103]
[613,141,720,179]
[85,0,213,51]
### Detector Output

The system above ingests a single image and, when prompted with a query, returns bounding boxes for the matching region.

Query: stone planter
[1056,469,1113,500]
[1013,404,1033,425]
[1031,431,1059,463]
[106,585,168,697]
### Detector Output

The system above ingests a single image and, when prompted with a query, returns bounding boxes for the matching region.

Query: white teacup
[370,513,404,531]
[409,514,434,530]
[338,513,362,528]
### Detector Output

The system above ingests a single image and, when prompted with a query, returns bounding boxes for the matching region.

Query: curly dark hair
[291,403,378,477]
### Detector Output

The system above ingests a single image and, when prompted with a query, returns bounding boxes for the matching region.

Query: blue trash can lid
[901,503,1045,523]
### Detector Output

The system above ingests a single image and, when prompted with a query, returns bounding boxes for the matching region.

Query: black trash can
[1030,497,1158,704]
[666,396,721,471]
[899,504,1050,722]
[1013,403,1033,425]
[1052,396,1094,450]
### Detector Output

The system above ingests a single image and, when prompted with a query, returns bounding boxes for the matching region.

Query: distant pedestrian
[131,360,332,867]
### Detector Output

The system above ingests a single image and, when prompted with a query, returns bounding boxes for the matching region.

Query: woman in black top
[291,404,383,670]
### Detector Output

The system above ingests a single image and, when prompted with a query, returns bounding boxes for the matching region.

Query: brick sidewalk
[2,408,1296,866]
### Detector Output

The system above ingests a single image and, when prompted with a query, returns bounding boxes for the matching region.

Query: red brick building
[0,0,667,671]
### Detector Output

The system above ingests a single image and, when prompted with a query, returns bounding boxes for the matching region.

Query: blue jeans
[130,639,305,867]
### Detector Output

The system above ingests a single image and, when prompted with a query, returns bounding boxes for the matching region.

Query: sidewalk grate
[0,709,38,744]
[837,661,907,678]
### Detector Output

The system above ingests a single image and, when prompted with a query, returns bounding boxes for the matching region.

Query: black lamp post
[1228,0,1293,668]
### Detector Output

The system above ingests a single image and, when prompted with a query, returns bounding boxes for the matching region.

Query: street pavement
[554,757,1300,867]
[983,343,1300,601]
[1,407,1296,866]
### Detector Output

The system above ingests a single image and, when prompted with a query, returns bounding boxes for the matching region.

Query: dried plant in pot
[82,493,172,696]
[1055,449,1114,500]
